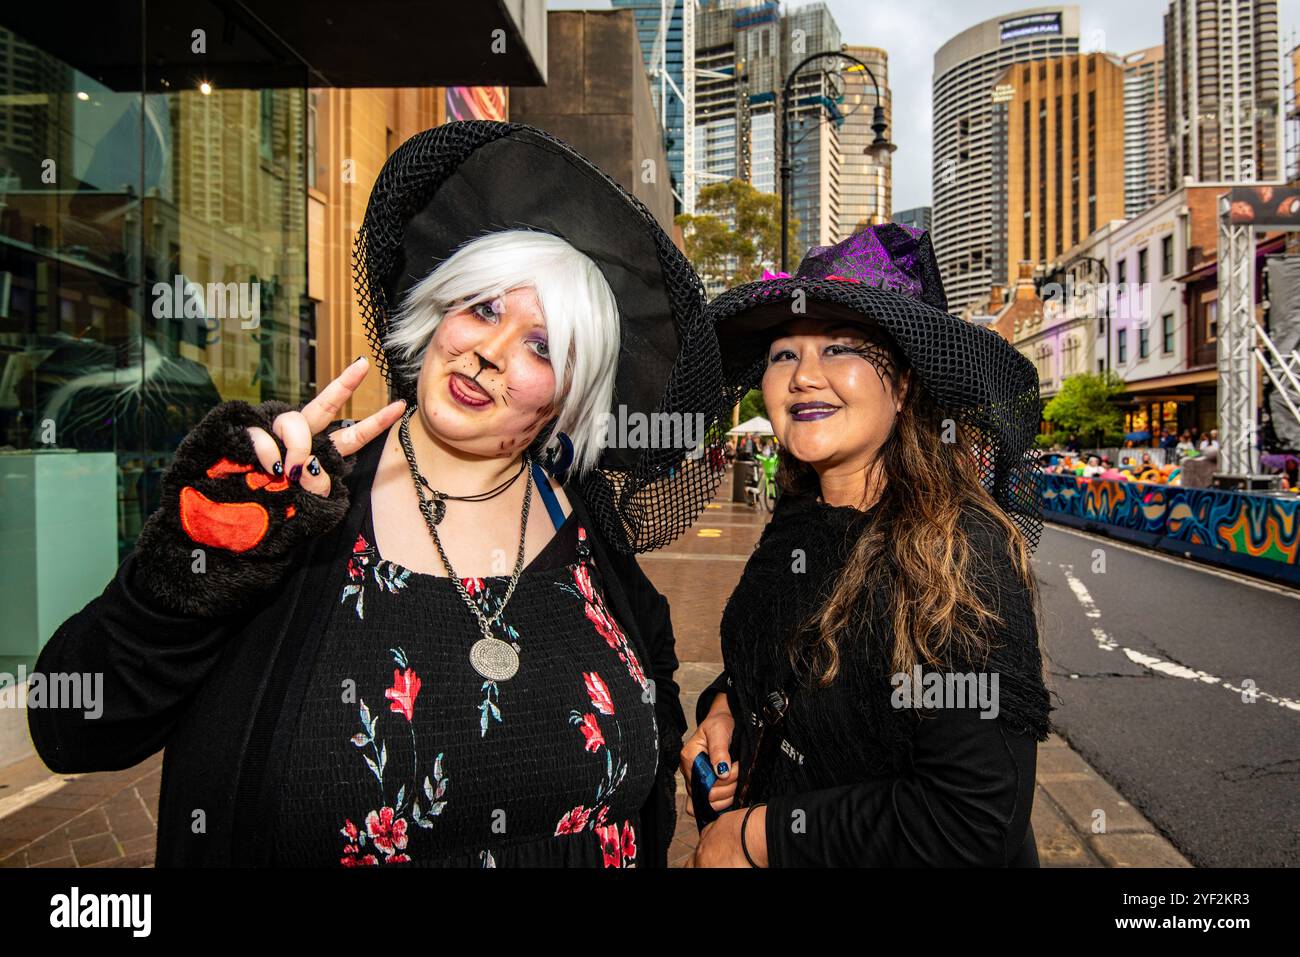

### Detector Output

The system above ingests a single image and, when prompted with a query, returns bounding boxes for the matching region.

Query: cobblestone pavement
[0,466,1188,868]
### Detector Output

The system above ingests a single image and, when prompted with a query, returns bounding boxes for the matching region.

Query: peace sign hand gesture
[133,356,406,617]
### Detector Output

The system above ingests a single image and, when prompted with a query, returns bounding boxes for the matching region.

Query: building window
[1206,300,1217,342]
[1117,258,1127,286]
[1118,328,1128,363]
[1137,247,1148,284]
[1138,325,1149,358]
[1161,235,1173,277]
[1162,313,1174,353]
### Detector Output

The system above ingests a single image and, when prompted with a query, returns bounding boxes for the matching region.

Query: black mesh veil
[707,271,1044,552]
[353,121,734,554]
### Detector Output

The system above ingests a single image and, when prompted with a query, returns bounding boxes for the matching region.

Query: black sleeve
[762,707,1038,866]
[694,670,731,727]
[27,551,241,774]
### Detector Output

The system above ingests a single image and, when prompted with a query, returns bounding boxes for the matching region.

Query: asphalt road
[1032,522,1300,867]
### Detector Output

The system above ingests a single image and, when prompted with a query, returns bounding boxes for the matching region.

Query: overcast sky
[548,1,1300,212]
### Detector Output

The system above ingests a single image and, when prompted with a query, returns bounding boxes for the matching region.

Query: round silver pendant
[469,637,520,682]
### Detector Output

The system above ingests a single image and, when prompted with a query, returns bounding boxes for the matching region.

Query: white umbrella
[727,416,774,436]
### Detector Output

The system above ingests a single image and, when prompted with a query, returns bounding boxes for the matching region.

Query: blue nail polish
[716,761,730,776]
[288,464,302,482]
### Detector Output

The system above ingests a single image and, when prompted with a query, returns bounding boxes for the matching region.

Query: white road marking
[1045,523,1300,600]
[1058,563,1300,712]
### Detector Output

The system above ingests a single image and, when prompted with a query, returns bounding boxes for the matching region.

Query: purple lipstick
[790,401,838,421]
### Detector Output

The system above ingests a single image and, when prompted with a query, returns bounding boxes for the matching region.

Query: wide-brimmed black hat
[708,223,1043,549]
[353,121,731,553]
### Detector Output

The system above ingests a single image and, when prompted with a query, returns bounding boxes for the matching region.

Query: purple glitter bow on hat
[761,223,949,314]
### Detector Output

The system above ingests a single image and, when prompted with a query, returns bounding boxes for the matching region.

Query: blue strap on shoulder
[531,461,566,531]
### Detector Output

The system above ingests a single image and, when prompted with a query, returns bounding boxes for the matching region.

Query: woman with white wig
[30,123,732,867]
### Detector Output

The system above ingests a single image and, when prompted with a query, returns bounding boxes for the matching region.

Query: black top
[698,492,1050,867]
[272,502,658,867]
[28,434,688,867]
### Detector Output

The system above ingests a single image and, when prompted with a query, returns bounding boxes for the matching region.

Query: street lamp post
[779,51,893,272]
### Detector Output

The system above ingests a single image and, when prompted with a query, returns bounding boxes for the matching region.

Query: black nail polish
[272,461,284,477]
[288,464,303,482]
[307,458,321,476]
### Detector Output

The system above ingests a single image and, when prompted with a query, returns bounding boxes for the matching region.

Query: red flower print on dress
[338,818,380,866]
[596,822,622,867]
[584,671,614,716]
[565,563,650,694]
[578,713,604,752]
[620,821,637,864]
[554,805,593,835]
[462,577,484,597]
[365,806,410,860]
[385,667,421,722]
[594,820,638,868]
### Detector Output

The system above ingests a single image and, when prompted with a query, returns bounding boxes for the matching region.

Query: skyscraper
[692,0,845,252]
[838,45,893,236]
[994,52,1126,287]
[933,6,1080,312]
[612,0,695,213]
[1164,0,1282,186]
[1122,46,1168,217]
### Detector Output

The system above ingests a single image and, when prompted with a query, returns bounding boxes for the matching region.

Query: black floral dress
[270,497,659,867]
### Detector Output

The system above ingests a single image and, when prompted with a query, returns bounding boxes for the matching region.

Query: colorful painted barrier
[1039,473,1300,586]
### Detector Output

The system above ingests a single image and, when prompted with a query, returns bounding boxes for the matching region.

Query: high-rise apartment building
[693,0,846,253]
[838,45,893,236]
[1122,46,1168,217]
[1164,0,1282,186]
[933,6,1080,312]
[612,0,695,213]
[994,52,1126,288]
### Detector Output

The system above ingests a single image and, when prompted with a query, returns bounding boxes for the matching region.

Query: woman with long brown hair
[681,225,1052,867]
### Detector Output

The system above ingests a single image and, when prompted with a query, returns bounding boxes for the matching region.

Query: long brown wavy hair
[774,335,1043,687]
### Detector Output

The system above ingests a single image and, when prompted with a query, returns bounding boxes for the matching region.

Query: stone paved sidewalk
[0,465,1188,868]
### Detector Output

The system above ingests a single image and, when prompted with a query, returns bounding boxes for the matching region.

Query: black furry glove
[132,400,352,617]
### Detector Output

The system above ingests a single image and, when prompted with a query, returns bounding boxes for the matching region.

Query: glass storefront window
[0,22,309,674]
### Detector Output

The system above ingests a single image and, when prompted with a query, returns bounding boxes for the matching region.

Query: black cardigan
[28,435,688,866]
[696,492,1051,867]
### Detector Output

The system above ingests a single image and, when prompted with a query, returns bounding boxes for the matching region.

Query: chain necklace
[398,405,532,682]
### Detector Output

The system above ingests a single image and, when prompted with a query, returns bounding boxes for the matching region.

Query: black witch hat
[353,121,732,553]
[707,223,1043,550]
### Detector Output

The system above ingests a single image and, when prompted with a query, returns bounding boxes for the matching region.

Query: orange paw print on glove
[178,458,297,553]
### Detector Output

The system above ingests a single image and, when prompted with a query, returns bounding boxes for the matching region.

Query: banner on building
[445,87,506,122]
[1227,186,1300,228]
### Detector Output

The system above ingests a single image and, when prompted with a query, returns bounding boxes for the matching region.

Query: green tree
[738,389,767,424]
[675,179,799,289]
[1042,371,1125,446]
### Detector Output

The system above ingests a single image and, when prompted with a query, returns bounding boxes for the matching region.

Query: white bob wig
[384,229,620,479]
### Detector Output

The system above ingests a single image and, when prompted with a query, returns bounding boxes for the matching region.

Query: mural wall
[1040,474,1299,583]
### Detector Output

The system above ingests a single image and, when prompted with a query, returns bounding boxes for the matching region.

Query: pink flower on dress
[572,563,595,603]
[385,668,421,722]
[365,807,409,858]
[578,713,604,752]
[584,600,623,650]
[554,805,592,835]
[584,672,614,715]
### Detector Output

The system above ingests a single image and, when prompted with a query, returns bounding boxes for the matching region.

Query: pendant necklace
[398,405,532,682]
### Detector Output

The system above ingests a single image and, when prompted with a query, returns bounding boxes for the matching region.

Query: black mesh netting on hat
[352,121,736,554]
[708,278,1044,552]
